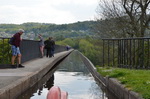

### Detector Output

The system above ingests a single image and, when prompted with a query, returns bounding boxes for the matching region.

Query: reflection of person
[11,29,25,68]
[44,75,54,90]
[38,34,44,58]
[38,86,43,95]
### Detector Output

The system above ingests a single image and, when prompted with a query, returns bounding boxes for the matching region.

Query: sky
[0,0,99,24]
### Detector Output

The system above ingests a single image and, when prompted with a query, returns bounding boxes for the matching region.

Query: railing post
[133,39,136,68]
[118,40,120,67]
[148,39,150,68]
[108,40,110,66]
[103,40,105,67]
[129,39,132,68]
[142,39,144,68]
[113,40,115,67]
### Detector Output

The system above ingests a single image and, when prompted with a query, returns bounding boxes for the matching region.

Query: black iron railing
[102,37,150,69]
[0,37,67,66]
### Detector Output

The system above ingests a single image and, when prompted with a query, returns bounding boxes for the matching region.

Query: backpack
[8,37,14,45]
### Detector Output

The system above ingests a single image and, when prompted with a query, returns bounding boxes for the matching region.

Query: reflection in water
[17,51,117,99]
[44,75,54,90]
[89,83,106,99]
[37,75,54,96]
[52,51,108,99]
[17,73,55,99]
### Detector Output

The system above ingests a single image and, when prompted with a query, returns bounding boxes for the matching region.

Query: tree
[96,0,150,38]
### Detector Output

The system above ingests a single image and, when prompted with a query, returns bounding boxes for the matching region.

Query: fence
[102,37,150,69]
[0,37,67,67]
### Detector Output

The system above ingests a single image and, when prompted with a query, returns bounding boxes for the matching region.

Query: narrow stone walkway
[0,50,73,99]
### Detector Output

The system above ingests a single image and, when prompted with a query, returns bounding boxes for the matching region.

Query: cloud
[0,0,99,24]
[41,0,98,6]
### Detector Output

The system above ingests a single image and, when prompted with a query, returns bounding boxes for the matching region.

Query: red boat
[47,86,68,99]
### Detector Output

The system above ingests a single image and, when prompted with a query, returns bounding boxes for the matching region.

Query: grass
[96,66,150,99]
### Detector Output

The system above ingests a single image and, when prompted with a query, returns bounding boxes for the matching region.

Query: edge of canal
[78,50,143,99]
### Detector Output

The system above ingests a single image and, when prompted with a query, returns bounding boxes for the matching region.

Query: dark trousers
[46,48,52,57]
[51,48,55,57]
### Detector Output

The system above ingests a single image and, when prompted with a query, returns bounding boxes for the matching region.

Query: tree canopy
[95,0,150,38]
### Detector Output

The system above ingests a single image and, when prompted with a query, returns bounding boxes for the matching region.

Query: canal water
[17,51,110,99]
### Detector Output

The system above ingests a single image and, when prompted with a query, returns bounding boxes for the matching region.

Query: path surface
[0,50,73,99]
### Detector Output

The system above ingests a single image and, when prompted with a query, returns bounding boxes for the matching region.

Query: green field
[96,67,150,99]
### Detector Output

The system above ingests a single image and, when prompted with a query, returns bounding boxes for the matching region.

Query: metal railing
[102,37,150,69]
[0,37,67,66]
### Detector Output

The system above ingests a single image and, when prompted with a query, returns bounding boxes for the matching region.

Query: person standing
[44,37,51,58]
[11,29,25,68]
[49,37,55,57]
[38,34,44,58]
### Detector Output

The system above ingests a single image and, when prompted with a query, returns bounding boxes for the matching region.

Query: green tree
[0,39,11,64]
[79,39,102,65]
[96,0,150,38]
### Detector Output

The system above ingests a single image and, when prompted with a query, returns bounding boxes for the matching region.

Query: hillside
[0,21,97,40]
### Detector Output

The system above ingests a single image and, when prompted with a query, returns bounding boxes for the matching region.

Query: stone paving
[0,50,73,99]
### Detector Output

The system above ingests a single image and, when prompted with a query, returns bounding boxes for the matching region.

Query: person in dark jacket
[44,37,55,58]
[44,37,51,57]
[11,29,25,68]
[49,37,55,57]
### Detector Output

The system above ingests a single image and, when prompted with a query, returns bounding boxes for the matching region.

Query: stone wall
[78,50,143,99]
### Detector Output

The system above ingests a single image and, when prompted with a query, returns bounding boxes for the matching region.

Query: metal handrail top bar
[102,37,150,40]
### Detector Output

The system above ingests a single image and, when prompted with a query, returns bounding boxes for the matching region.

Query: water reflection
[44,75,54,90]
[52,51,108,99]
[17,73,54,99]
[17,51,117,99]
[89,83,106,99]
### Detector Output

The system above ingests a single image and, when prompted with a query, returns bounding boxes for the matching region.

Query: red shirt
[12,33,21,47]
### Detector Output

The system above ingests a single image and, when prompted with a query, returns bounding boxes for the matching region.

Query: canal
[17,51,113,99]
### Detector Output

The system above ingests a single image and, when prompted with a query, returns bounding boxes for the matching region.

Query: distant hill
[0,21,97,40]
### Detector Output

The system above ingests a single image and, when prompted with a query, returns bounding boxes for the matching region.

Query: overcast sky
[0,0,99,24]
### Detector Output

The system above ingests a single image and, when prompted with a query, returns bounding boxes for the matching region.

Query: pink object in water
[47,86,68,99]
[61,91,68,99]
[47,86,61,99]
